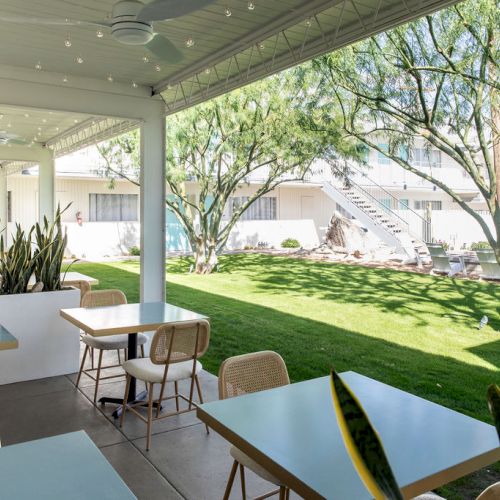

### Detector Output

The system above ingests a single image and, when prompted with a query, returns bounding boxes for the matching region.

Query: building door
[301,196,315,220]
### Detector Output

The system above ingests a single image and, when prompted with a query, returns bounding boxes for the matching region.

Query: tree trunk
[193,238,218,274]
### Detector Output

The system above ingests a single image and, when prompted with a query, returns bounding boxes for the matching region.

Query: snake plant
[32,205,69,292]
[0,205,70,295]
[0,225,37,294]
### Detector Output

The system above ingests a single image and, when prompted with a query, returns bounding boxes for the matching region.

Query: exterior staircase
[321,169,431,260]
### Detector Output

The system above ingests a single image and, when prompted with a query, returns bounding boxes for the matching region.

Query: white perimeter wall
[6,174,494,257]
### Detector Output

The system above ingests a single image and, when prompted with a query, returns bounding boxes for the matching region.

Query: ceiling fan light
[112,23,154,45]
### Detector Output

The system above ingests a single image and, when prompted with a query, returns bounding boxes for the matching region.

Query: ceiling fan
[0,0,214,63]
[0,132,28,146]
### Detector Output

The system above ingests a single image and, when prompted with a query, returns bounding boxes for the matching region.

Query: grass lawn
[69,253,500,498]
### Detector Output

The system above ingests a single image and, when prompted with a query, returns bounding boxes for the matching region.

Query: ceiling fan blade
[137,0,215,22]
[0,15,111,27]
[146,34,182,64]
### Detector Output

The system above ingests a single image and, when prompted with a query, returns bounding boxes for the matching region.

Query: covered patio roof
[0,0,459,301]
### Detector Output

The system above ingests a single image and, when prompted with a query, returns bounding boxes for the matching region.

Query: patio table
[0,324,17,350]
[27,271,99,290]
[60,301,208,417]
[0,431,135,499]
[197,371,500,499]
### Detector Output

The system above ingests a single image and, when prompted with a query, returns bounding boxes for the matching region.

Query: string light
[247,1,255,10]
[96,29,104,38]
[224,7,232,16]
[154,64,161,72]
[76,56,84,64]
[305,18,312,27]
[24,113,29,118]
[204,68,211,74]
[42,118,47,123]
[142,55,149,63]
[258,42,265,50]
[107,74,114,82]
[185,37,194,48]
[35,61,42,70]
[132,81,138,88]
[62,75,68,83]
[64,34,72,47]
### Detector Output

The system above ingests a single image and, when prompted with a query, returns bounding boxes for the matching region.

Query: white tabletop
[60,301,208,336]
[0,431,135,499]
[28,272,99,289]
[198,372,500,499]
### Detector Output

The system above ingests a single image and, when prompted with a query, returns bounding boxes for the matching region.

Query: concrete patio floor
[0,350,297,500]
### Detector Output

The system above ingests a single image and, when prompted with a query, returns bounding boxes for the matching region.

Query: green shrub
[129,246,141,256]
[281,238,300,248]
[470,241,491,251]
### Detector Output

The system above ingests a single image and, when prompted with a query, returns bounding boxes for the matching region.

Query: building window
[414,200,442,211]
[398,199,409,210]
[7,191,11,223]
[377,144,391,165]
[413,148,441,168]
[89,193,138,222]
[229,196,277,220]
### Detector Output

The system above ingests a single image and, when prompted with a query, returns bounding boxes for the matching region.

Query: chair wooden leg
[279,486,287,500]
[174,381,180,412]
[93,349,103,404]
[140,345,144,358]
[194,375,209,434]
[285,487,290,500]
[223,460,238,500]
[76,345,89,388]
[146,382,154,451]
[117,349,121,364]
[90,347,94,369]
[239,464,247,500]
[120,374,131,428]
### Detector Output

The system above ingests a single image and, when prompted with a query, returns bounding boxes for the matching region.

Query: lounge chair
[426,243,464,277]
[476,249,500,280]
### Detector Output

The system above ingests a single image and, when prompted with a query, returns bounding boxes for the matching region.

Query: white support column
[0,174,7,245]
[38,148,55,223]
[140,108,166,303]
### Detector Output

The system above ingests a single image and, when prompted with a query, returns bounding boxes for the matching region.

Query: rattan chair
[120,319,210,451]
[219,351,291,500]
[76,289,148,403]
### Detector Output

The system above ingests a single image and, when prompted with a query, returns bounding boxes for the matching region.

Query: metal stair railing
[330,160,431,242]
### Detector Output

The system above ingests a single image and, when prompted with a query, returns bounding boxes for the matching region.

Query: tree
[96,72,351,273]
[165,74,348,273]
[311,0,500,262]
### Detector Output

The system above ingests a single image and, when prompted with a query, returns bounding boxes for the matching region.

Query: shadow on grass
[73,259,499,423]
[187,254,500,331]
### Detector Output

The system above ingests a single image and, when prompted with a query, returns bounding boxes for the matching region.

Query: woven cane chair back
[150,320,210,365]
[218,351,290,400]
[81,289,127,308]
[73,280,91,306]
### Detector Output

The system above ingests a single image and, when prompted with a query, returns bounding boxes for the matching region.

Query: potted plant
[0,206,81,385]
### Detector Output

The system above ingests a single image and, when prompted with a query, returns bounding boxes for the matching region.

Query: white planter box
[0,288,80,385]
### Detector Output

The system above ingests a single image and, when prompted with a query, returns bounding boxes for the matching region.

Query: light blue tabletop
[198,372,500,499]
[0,431,136,499]
[0,324,17,350]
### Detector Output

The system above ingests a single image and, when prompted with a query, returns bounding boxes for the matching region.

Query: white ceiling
[0,0,459,166]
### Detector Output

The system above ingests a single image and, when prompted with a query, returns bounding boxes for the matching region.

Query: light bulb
[76,56,84,64]
[62,75,68,83]
[42,118,47,123]
[204,68,211,74]
[24,113,29,118]
[107,74,114,82]
[132,81,138,88]
[142,55,149,63]
[305,18,312,27]
[185,37,194,48]
[154,64,161,72]
[64,36,72,47]
[224,7,232,16]
[258,42,265,50]
[96,30,104,38]
[35,61,42,70]
[73,119,79,123]
[7,123,11,128]
[248,1,255,10]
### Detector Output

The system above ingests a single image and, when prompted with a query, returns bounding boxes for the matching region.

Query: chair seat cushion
[230,446,283,486]
[82,333,148,350]
[123,357,202,383]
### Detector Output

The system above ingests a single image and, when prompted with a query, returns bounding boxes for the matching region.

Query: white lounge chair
[426,243,464,277]
[476,249,500,280]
